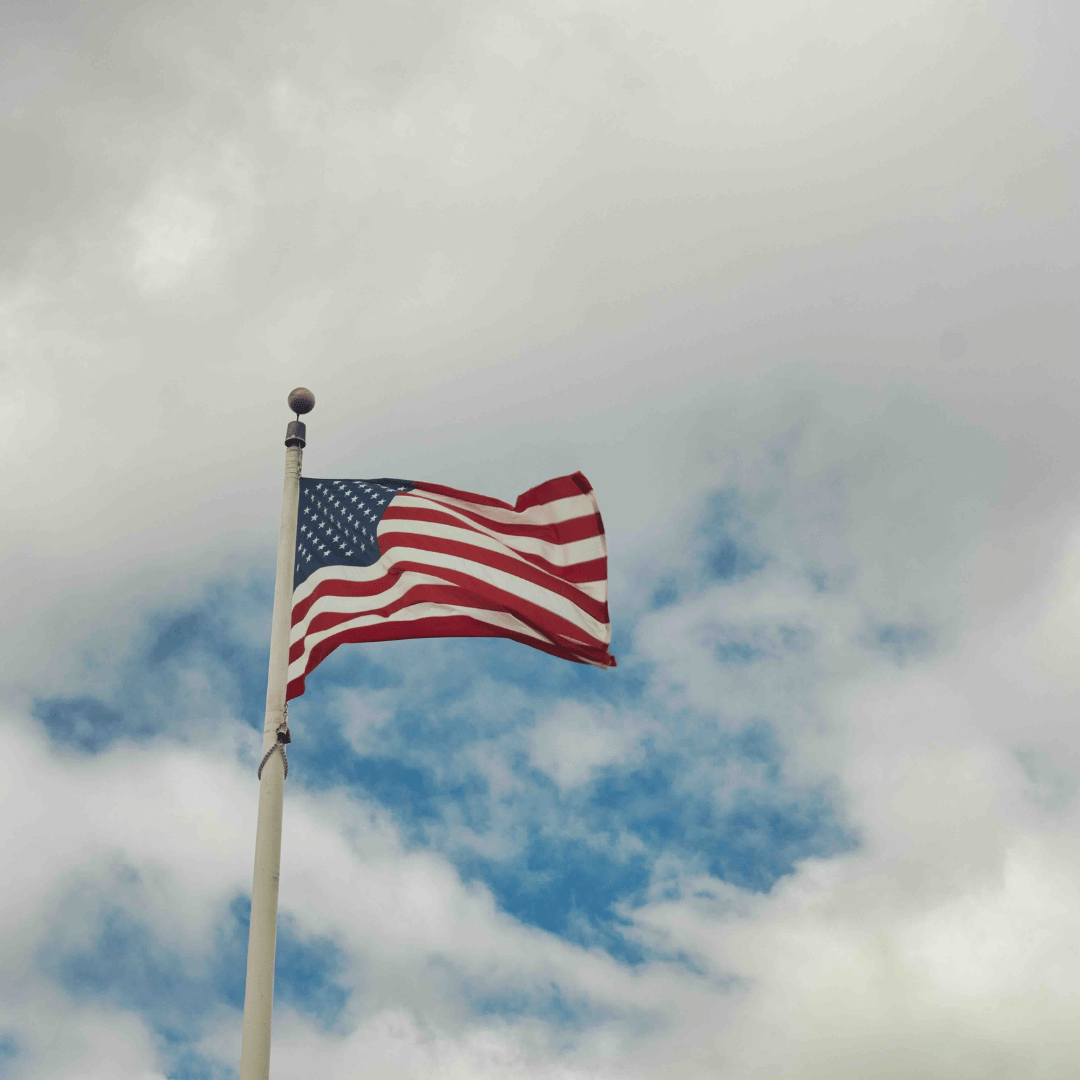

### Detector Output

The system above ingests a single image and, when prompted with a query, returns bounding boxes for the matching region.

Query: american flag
[286,472,615,699]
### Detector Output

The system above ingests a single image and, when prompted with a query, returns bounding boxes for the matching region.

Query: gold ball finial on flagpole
[288,386,315,417]
[285,388,314,448]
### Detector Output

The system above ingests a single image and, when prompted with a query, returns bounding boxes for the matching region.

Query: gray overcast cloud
[3,0,1080,1077]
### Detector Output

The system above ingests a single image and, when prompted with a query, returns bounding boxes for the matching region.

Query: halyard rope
[257,705,291,780]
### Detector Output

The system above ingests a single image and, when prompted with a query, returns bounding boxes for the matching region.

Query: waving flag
[286,472,614,698]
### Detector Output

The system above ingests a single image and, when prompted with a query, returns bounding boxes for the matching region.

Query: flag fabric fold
[286,472,615,699]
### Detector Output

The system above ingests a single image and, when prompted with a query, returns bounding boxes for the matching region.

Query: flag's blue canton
[294,477,414,589]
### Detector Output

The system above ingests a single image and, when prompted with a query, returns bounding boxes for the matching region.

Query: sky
[2,0,1079,1076]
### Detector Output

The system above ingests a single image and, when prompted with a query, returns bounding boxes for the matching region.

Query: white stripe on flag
[378,511,608,568]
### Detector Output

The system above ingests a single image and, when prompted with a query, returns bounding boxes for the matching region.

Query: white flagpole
[239,387,315,1080]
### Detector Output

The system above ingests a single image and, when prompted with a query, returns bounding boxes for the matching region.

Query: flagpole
[239,387,314,1080]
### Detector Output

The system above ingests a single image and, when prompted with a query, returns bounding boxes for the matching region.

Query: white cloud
[528,701,646,790]
[129,182,219,291]
[3,0,1080,1075]
[336,687,398,755]
[5,998,164,1080]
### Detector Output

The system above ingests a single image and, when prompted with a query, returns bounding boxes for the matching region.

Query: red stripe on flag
[297,572,607,657]
[376,533,610,624]
[287,613,615,700]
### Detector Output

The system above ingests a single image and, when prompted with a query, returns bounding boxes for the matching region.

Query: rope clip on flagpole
[238,386,313,1080]
[257,708,292,780]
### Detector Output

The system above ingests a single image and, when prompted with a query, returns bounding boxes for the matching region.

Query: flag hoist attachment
[256,706,291,780]
[238,386,313,1080]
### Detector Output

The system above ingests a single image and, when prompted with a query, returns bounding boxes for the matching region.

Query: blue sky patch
[699,490,768,582]
[873,622,934,663]
[215,896,351,1030]
[38,888,351,1075]
[41,906,210,1050]
[289,645,852,960]
[463,976,638,1033]
[0,1034,18,1078]
[33,696,127,754]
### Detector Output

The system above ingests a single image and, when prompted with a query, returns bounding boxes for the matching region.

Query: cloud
[2,0,1080,1076]
[528,701,646,790]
